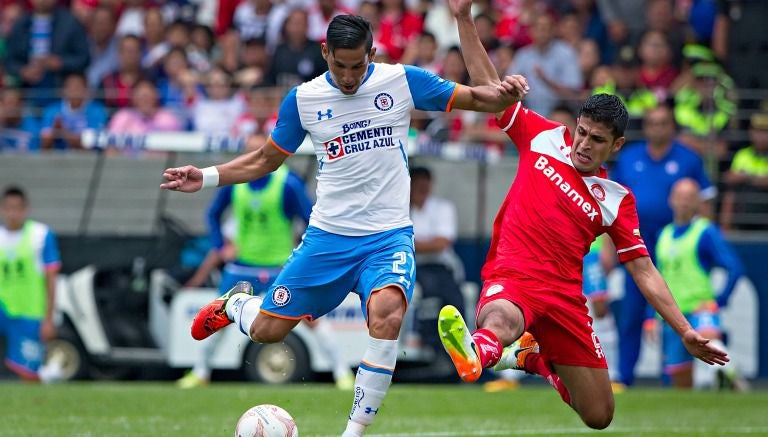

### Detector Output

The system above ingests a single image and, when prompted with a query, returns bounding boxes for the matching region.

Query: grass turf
[1,382,766,436]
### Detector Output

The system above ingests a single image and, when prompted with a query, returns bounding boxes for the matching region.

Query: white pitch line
[317,426,768,437]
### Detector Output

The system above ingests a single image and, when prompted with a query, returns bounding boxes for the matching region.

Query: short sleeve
[606,192,649,263]
[42,229,61,268]
[268,87,307,154]
[495,102,563,153]
[403,65,458,111]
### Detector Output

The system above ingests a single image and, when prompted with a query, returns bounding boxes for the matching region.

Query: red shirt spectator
[378,0,423,62]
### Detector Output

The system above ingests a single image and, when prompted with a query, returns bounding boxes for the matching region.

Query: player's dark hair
[410,166,432,181]
[326,15,373,53]
[2,185,27,203]
[578,94,628,138]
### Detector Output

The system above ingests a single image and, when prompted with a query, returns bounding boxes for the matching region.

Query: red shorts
[477,277,607,369]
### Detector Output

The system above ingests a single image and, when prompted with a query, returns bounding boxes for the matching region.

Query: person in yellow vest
[177,164,355,390]
[0,186,61,381]
[652,178,748,390]
[720,111,768,230]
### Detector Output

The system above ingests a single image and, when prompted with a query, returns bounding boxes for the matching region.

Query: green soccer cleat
[438,305,482,382]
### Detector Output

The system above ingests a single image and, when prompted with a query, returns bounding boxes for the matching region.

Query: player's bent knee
[249,324,288,344]
[579,404,613,430]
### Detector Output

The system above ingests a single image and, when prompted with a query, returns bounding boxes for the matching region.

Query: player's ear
[321,42,330,61]
[611,136,626,154]
[368,46,377,62]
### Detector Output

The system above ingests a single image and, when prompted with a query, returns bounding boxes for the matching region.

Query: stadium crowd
[2,0,766,229]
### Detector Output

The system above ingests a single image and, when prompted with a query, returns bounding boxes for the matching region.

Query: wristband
[201,166,220,189]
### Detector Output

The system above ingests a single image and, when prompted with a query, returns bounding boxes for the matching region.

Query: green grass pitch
[1,382,766,436]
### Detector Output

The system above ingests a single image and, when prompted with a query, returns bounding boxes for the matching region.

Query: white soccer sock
[313,318,352,380]
[225,294,263,340]
[345,336,398,434]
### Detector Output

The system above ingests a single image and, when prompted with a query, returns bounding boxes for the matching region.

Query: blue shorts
[582,251,608,301]
[662,308,721,373]
[220,262,282,295]
[0,305,44,376]
[260,226,415,320]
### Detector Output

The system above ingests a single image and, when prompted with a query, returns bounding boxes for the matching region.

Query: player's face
[0,195,27,231]
[571,116,625,174]
[322,43,376,95]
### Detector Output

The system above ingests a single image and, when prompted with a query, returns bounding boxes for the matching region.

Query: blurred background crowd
[1,0,767,230]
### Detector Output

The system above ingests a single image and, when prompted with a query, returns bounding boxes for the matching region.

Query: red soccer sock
[472,328,502,368]
[525,352,571,405]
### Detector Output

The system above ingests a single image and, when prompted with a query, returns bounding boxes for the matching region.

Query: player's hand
[447,0,472,17]
[161,165,204,193]
[498,74,529,102]
[682,329,729,366]
[40,318,56,342]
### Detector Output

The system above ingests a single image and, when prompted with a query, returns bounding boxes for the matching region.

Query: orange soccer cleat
[493,331,539,372]
[190,281,253,340]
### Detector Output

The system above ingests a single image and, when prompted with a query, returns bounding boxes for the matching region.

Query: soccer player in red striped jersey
[438,0,730,430]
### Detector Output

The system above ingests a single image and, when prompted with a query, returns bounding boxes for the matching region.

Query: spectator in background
[0,185,61,381]
[4,0,90,103]
[157,47,194,124]
[592,46,657,133]
[308,0,352,42]
[409,166,466,362]
[233,0,286,51]
[400,31,440,74]
[720,111,768,231]
[115,0,146,37]
[234,37,271,88]
[653,178,747,391]
[141,9,171,71]
[107,78,182,134]
[508,11,582,117]
[712,0,768,91]
[595,0,646,48]
[0,87,40,152]
[644,0,684,67]
[40,73,108,150]
[86,6,119,89]
[577,38,601,91]
[637,30,679,102]
[610,104,716,387]
[187,67,245,134]
[674,62,736,158]
[378,0,423,62]
[232,86,278,140]
[189,24,215,71]
[0,0,24,63]
[267,9,326,88]
[101,35,148,110]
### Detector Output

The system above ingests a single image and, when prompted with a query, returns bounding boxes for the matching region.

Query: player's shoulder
[27,220,56,240]
[670,141,704,162]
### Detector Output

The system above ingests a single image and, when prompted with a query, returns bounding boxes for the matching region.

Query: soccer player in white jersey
[437,0,729,430]
[161,15,527,436]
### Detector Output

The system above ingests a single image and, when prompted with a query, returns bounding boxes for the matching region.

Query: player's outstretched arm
[624,256,730,366]
[450,0,502,87]
[160,140,288,192]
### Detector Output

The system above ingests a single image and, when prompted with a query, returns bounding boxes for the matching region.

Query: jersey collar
[325,63,376,91]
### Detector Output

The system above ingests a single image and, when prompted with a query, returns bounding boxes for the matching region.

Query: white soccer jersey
[269,63,458,236]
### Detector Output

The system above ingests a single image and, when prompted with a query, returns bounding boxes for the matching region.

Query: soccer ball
[234,404,298,437]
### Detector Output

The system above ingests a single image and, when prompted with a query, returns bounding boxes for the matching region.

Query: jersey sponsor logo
[271,285,291,306]
[324,137,345,160]
[374,92,394,111]
[534,155,599,222]
[317,108,333,120]
[485,284,504,297]
[342,119,371,134]
[323,127,396,160]
[590,183,606,202]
